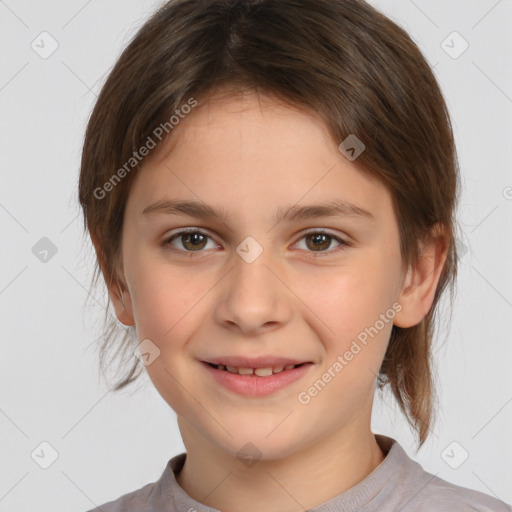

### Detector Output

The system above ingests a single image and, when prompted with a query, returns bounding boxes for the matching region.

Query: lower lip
[201,362,313,397]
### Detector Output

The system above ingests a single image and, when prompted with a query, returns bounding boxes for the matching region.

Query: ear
[393,224,449,328]
[90,232,135,327]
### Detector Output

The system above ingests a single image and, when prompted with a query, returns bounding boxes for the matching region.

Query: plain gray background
[0,0,511,510]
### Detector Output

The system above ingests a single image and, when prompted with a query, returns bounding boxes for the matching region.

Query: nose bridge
[216,238,290,333]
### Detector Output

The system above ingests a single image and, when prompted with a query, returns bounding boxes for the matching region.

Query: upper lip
[202,356,312,368]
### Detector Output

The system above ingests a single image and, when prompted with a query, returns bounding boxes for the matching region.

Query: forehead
[126,91,393,226]
[145,89,348,171]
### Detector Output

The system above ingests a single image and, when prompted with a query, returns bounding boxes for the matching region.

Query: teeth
[254,367,273,377]
[213,363,300,376]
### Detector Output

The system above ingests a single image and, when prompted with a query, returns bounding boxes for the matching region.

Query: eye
[162,229,219,252]
[162,228,350,255]
[293,230,350,255]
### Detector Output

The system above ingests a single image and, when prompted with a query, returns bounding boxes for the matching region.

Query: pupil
[184,233,205,250]
[309,233,330,251]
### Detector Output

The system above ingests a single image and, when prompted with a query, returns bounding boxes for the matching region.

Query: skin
[95,90,448,512]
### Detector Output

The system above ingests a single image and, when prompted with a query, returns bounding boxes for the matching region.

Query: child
[79,0,511,510]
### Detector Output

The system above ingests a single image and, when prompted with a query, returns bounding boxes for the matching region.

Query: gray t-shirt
[87,434,511,511]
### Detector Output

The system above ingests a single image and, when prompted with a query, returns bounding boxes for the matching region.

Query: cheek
[299,259,398,388]
[126,254,209,342]
[303,262,397,338]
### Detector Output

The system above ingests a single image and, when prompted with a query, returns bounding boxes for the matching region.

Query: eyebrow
[142,198,376,226]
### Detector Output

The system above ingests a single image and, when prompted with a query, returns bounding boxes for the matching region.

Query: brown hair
[78,0,461,448]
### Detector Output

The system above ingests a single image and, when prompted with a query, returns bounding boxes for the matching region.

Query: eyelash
[161,228,351,257]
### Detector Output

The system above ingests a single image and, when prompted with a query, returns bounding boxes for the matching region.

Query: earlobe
[90,232,136,327]
[109,278,136,327]
[393,226,449,328]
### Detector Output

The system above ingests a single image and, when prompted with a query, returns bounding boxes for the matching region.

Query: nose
[214,245,292,336]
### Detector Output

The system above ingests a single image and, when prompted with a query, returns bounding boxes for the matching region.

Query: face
[114,91,409,460]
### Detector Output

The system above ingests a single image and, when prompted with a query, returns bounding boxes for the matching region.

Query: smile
[201,361,313,397]
[205,362,304,377]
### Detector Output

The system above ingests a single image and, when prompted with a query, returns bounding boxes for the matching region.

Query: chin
[205,418,307,462]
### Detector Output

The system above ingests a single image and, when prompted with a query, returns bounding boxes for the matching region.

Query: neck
[175,420,386,512]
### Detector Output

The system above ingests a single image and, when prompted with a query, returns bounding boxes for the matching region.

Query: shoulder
[410,474,511,511]
[375,435,511,512]
[85,481,157,512]
[400,457,510,511]
[84,454,186,512]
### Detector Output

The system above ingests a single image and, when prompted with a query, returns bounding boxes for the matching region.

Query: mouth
[200,360,313,397]
[204,361,306,377]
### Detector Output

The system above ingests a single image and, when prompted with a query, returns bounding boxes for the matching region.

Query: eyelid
[162,226,220,247]
[300,227,346,238]
[293,228,351,254]
[162,226,348,240]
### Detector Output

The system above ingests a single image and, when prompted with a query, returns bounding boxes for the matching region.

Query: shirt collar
[148,434,421,512]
